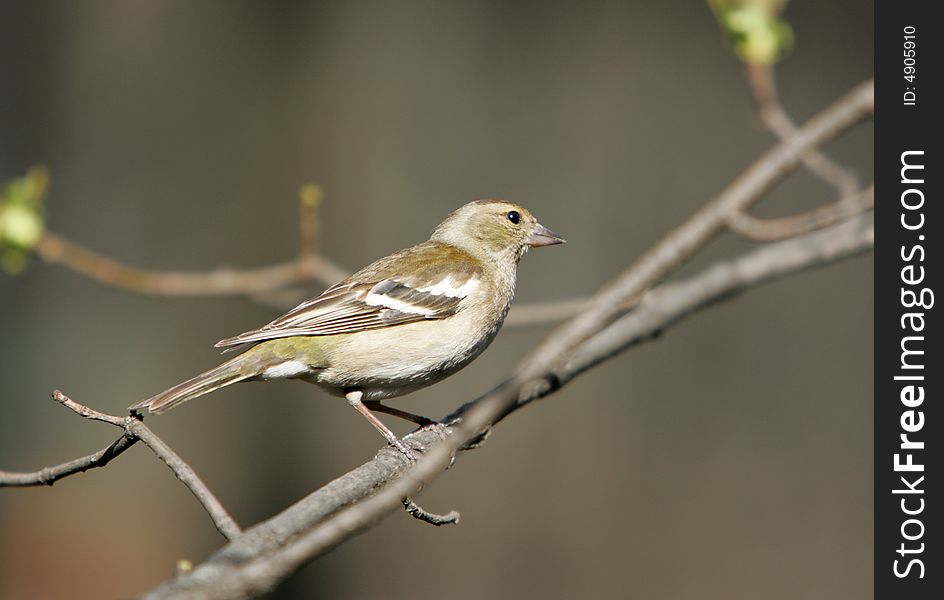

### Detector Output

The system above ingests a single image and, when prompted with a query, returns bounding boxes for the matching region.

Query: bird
[130,200,565,457]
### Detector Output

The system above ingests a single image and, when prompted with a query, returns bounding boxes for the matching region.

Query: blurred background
[0,1,872,598]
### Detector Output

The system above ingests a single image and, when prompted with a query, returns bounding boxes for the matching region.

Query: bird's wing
[214,242,484,348]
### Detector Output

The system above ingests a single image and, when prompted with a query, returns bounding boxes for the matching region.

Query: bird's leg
[346,391,418,460]
[363,400,437,427]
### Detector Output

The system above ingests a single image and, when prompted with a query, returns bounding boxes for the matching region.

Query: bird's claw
[418,420,449,439]
[390,437,422,461]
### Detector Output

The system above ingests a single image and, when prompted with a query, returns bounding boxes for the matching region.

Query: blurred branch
[726,183,873,241]
[35,230,349,297]
[0,391,241,541]
[745,63,859,196]
[2,175,350,295]
[140,78,873,599]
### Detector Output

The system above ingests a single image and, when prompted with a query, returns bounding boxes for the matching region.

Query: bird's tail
[130,354,257,415]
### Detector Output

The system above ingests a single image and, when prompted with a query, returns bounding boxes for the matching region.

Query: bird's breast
[314,298,507,400]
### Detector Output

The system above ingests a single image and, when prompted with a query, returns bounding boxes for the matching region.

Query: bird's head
[431,200,565,264]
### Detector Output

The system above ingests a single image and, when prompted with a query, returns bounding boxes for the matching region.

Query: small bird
[130,200,564,457]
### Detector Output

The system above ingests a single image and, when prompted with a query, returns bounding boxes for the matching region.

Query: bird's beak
[526,223,566,247]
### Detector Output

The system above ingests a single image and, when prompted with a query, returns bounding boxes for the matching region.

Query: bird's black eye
[506,210,520,224]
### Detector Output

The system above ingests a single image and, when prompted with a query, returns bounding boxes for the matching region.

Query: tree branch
[35,231,349,297]
[725,184,874,241]
[402,497,461,526]
[0,434,137,487]
[125,413,242,541]
[26,184,350,297]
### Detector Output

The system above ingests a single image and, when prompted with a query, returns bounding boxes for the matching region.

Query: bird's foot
[420,420,450,439]
[390,437,421,461]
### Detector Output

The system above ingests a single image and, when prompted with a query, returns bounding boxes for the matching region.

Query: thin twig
[0,434,137,487]
[746,63,859,196]
[36,232,349,297]
[124,416,242,541]
[402,497,461,526]
[51,389,126,425]
[725,184,874,241]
